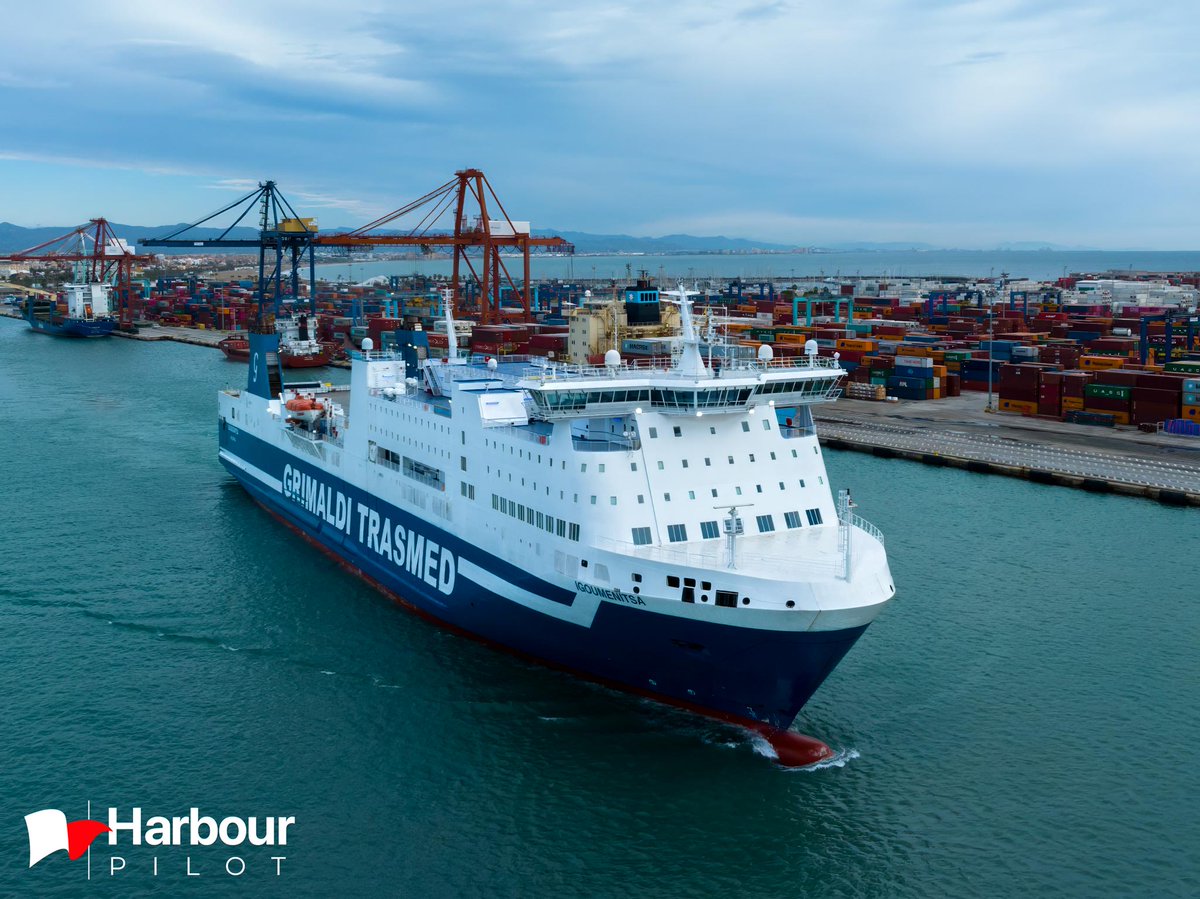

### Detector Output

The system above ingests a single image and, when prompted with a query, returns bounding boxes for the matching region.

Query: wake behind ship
[217,291,895,766]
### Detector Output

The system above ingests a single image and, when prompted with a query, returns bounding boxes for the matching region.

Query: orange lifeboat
[285,395,325,423]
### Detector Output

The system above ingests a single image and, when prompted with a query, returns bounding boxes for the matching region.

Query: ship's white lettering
[367,509,381,550]
[280,465,456,596]
[378,517,393,561]
[574,581,645,606]
[406,532,425,578]
[356,502,369,542]
[423,540,439,588]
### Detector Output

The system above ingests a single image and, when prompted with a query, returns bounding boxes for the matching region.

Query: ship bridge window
[785,511,802,529]
[756,514,775,533]
[806,508,823,526]
[666,524,687,543]
[700,520,719,539]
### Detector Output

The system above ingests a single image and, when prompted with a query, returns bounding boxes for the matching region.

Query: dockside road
[816,396,1200,505]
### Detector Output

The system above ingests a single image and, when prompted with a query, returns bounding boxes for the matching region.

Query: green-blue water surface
[1,316,1197,897]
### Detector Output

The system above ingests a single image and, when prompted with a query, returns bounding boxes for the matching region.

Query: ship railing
[571,434,641,452]
[843,511,885,545]
[519,355,843,384]
[497,423,554,446]
[780,424,817,439]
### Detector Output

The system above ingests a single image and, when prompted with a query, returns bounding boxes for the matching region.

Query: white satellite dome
[362,337,375,351]
[757,344,774,362]
[604,349,621,368]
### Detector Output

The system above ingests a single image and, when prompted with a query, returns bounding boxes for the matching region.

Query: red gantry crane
[315,169,573,324]
[0,218,154,330]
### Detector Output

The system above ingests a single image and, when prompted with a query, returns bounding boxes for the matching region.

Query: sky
[1,0,1198,248]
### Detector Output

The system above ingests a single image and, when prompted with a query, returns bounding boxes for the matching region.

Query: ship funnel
[247,331,284,400]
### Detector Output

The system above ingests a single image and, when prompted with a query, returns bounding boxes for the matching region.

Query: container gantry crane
[0,218,154,329]
[315,169,573,324]
[141,181,317,322]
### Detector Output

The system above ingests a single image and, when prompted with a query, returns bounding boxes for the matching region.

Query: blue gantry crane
[140,181,318,321]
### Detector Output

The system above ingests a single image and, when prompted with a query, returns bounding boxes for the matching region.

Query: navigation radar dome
[487,357,498,371]
[604,349,621,369]
[362,337,374,351]
[757,344,774,362]
[803,338,819,357]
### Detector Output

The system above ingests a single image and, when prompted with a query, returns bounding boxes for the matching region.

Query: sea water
[1,317,1197,897]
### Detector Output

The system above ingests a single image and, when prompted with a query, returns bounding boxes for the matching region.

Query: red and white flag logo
[24,809,110,867]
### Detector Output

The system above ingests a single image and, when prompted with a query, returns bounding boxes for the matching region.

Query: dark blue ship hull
[27,314,115,338]
[219,424,868,734]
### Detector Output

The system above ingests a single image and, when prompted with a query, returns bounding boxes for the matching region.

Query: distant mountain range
[0,221,1103,255]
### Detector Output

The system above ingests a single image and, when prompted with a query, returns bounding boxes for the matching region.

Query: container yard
[1,172,1197,504]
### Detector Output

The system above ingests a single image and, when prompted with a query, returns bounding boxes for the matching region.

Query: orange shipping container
[999,399,1037,414]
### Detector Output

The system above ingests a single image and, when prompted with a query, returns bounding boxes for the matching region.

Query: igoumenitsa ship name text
[217,289,895,765]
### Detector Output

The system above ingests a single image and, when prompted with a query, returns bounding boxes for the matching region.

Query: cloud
[1,0,1199,245]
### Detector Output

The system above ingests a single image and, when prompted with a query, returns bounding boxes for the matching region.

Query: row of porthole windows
[645,419,773,439]
[637,508,823,545]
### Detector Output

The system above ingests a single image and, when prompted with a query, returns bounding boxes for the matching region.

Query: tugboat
[218,314,334,367]
[217,334,250,361]
[25,283,115,338]
[277,313,333,368]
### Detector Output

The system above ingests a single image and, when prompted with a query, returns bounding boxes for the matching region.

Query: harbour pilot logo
[25,809,110,867]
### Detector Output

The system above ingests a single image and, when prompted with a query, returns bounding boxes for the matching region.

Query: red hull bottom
[250,496,834,768]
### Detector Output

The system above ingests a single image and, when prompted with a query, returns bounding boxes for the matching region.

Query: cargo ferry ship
[217,290,895,765]
[25,282,115,338]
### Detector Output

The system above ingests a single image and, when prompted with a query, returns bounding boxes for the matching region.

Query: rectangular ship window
[667,575,680,588]
[700,520,719,539]
[631,527,652,545]
[784,511,802,529]
[806,508,823,526]
[666,524,687,543]
[756,514,775,533]
[715,590,738,608]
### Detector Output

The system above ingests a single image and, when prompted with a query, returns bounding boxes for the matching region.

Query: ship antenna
[664,282,708,377]
[443,287,460,364]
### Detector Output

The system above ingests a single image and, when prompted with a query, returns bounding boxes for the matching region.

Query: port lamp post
[985,309,996,414]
